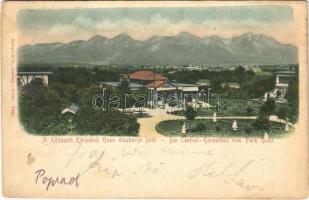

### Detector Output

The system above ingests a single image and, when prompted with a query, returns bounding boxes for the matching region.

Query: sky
[17,5,296,46]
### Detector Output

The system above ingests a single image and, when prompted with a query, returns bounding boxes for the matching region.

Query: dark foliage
[184,106,197,121]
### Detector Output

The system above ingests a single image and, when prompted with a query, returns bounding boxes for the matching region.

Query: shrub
[193,122,206,132]
[215,125,221,132]
[19,82,66,135]
[246,107,253,115]
[75,109,140,136]
[185,106,197,120]
[276,106,288,120]
[260,98,276,116]
[251,116,271,131]
[244,126,253,134]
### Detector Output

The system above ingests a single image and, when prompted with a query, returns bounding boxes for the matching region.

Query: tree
[260,98,276,116]
[210,79,222,91]
[244,75,275,98]
[24,78,44,93]
[235,66,246,83]
[276,106,288,120]
[251,98,275,133]
[193,122,206,132]
[133,87,149,117]
[117,80,134,111]
[252,115,271,132]
[285,73,298,123]
[276,90,282,98]
[50,83,79,104]
[74,84,140,136]
[75,108,140,136]
[19,82,67,135]
[118,80,130,94]
[184,106,197,121]
[235,66,245,75]
[246,107,253,115]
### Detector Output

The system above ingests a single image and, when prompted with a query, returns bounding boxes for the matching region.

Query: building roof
[129,71,167,81]
[221,82,240,88]
[99,81,144,88]
[17,71,53,75]
[170,82,198,87]
[155,82,177,91]
[61,108,77,115]
[275,71,295,75]
[146,80,166,88]
[99,81,200,91]
[61,103,79,115]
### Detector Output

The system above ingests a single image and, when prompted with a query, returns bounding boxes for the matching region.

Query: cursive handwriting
[79,150,123,178]
[188,160,264,191]
[34,169,80,191]
[37,143,265,193]
[79,149,165,178]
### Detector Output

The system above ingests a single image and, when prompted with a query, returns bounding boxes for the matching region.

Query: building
[99,70,200,104]
[17,71,53,87]
[61,103,79,116]
[128,70,168,86]
[221,82,240,89]
[264,71,295,101]
[275,71,295,89]
[148,82,199,102]
[100,70,199,92]
[171,82,199,92]
[99,81,144,91]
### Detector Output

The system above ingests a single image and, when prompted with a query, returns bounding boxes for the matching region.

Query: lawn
[156,119,291,137]
[171,99,262,117]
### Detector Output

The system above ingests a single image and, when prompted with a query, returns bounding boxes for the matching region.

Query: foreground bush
[19,81,139,136]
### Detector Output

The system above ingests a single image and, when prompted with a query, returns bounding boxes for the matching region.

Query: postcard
[1,1,308,198]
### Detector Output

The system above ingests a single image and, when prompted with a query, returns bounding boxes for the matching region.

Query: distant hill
[18,32,298,65]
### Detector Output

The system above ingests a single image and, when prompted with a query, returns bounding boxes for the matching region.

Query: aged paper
[1,1,308,198]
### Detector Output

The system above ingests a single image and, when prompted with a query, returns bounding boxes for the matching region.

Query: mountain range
[18,32,298,65]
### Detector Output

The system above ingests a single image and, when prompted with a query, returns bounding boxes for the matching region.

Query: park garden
[156,119,289,137]
[17,64,298,137]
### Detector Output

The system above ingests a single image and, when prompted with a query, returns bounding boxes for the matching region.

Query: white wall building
[17,72,53,87]
[264,71,295,101]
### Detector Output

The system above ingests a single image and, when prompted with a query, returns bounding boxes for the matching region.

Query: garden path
[137,108,182,137]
